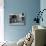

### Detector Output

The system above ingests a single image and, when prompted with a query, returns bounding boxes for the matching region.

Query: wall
[4,0,40,42]
[40,0,46,27]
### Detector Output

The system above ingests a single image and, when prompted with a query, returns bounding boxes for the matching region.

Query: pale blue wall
[4,0,40,42]
[40,0,46,27]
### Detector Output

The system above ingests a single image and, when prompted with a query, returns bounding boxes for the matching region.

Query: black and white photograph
[9,13,25,25]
